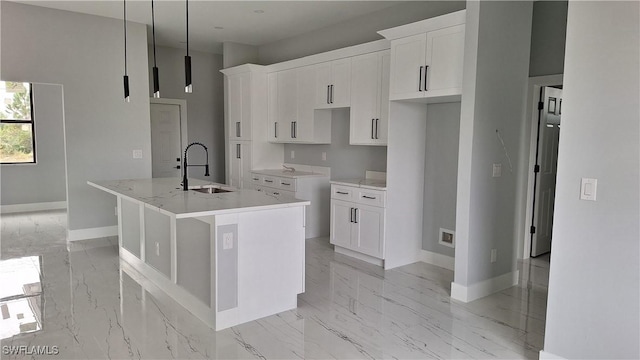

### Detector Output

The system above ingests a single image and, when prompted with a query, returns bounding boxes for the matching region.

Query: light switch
[223,232,234,250]
[290,150,295,159]
[580,178,597,201]
[322,152,327,161]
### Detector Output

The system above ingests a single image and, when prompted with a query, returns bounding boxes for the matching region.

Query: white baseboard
[451,270,519,303]
[1,201,66,214]
[420,250,454,271]
[334,246,384,267]
[67,225,118,242]
[539,350,566,359]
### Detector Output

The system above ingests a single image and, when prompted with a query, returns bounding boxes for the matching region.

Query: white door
[277,69,297,142]
[354,204,384,259]
[150,103,182,178]
[425,24,465,94]
[330,58,351,107]
[296,65,316,142]
[227,72,251,140]
[389,33,426,100]
[330,200,354,249]
[315,62,333,108]
[532,87,562,257]
[267,73,279,142]
[349,52,379,144]
[228,141,249,189]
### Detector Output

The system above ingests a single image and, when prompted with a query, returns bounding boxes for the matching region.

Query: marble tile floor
[0,210,549,359]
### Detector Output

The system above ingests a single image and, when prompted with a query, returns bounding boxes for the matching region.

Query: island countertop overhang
[88,177,310,219]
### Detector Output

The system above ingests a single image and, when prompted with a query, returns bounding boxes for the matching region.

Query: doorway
[523,81,563,259]
[149,99,188,178]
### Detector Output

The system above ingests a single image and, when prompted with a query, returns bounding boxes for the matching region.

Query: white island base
[90,179,307,331]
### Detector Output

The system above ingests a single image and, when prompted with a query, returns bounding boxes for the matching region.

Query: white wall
[453,1,533,299]
[529,1,567,77]
[222,42,259,68]
[147,45,225,183]
[422,103,460,257]
[1,2,151,233]
[258,1,466,65]
[542,2,639,358]
[1,84,66,205]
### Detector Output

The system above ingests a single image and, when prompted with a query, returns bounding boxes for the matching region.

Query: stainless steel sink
[190,187,233,194]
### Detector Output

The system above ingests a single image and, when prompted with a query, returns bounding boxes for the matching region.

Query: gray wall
[222,42,259,68]
[454,1,533,286]
[1,83,66,205]
[148,45,225,183]
[284,109,386,180]
[258,1,466,64]
[422,103,460,257]
[529,1,567,77]
[1,2,151,231]
[543,2,639,358]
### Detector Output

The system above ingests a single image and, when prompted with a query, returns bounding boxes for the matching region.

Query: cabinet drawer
[278,178,296,191]
[267,188,296,198]
[254,185,266,193]
[356,189,386,207]
[250,173,263,184]
[331,185,355,201]
[262,176,277,188]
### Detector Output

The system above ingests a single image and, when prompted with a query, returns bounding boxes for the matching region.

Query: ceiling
[12,1,407,54]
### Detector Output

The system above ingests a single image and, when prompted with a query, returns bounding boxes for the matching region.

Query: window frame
[1,82,37,165]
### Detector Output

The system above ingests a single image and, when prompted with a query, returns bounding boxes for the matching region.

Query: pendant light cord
[186,0,189,56]
[123,0,127,75]
[151,0,157,67]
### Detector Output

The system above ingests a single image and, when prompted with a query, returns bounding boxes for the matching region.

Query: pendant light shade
[184,0,192,93]
[123,0,130,102]
[151,0,160,98]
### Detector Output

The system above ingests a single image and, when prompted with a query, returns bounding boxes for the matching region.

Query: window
[1,82,36,164]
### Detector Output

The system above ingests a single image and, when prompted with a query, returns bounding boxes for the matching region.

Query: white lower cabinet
[330,184,386,261]
[228,141,251,189]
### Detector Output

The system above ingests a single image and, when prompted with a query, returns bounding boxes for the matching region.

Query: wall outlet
[290,150,295,159]
[490,248,497,263]
[438,228,455,248]
[492,163,502,177]
[322,152,327,161]
[133,149,143,159]
[155,242,160,256]
[223,232,234,250]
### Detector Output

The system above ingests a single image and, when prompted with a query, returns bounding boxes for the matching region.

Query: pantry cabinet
[349,50,390,145]
[228,140,251,189]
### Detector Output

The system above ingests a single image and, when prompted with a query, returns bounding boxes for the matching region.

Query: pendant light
[151,0,160,98]
[184,0,192,93]
[123,0,130,102]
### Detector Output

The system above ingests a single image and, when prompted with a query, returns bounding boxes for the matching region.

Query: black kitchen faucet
[182,142,210,191]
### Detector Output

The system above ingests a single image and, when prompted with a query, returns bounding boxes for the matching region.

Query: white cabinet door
[349,52,379,145]
[330,199,354,249]
[349,51,390,145]
[228,141,251,189]
[296,65,316,142]
[330,58,351,108]
[389,33,427,101]
[277,69,297,142]
[353,204,384,259]
[425,24,465,95]
[267,72,280,142]
[315,59,351,109]
[227,72,251,140]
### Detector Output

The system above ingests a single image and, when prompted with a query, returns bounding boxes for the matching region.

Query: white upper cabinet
[227,72,252,140]
[315,58,351,109]
[349,50,390,146]
[276,68,298,142]
[267,72,279,142]
[380,10,466,103]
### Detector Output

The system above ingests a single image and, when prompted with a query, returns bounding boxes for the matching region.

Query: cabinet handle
[418,66,424,91]
[264,179,273,183]
[337,191,349,195]
[330,85,334,104]
[293,121,297,138]
[371,119,375,139]
[327,85,330,104]
[282,182,291,186]
[362,195,376,200]
[375,118,379,139]
[236,144,241,159]
[291,122,295,138]
[252,177,259,181]
[236,122,241,137]
[273,192,280,195]
[274,122,278,138]
[350,207,354,223]
[354,208,358,223]
[424,65,429,91]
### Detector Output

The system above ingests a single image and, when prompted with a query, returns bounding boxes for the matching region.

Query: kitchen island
[88,178,309,330]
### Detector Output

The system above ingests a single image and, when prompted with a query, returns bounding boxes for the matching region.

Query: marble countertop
[88,178,310,219]
[251,169,329,179]
[330,178,387,190]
